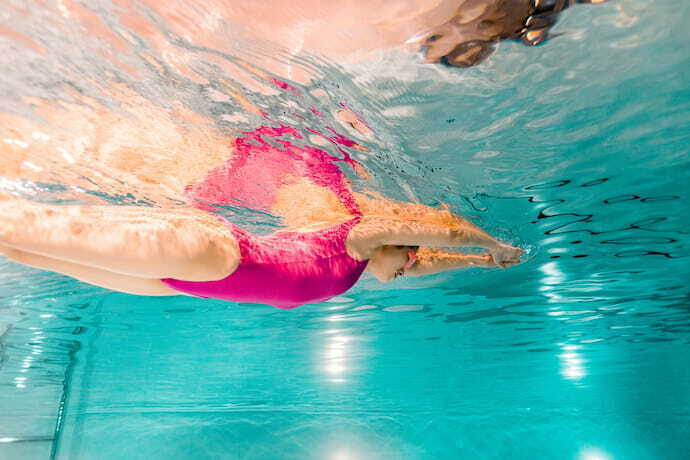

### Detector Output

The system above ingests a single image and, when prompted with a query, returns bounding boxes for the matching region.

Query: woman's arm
[404,248,503,277]
[354,191,461,227]
[0,199,240,281]
[348,215,521,267]
[0,245,182,296]
[349,215,501,254]
[354,192,505,248]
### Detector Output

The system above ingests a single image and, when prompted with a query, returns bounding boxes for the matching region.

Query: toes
[443,41,495,67]
[523,0,607,46]
[532,0,570,15]
[525,12,560,30]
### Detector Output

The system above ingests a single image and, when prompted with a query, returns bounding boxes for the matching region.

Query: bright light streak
[579,447,612,460]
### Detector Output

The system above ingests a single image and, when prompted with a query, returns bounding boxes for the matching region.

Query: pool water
[1,1,689,459]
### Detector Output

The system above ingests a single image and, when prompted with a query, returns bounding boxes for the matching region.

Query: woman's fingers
[502,256,523,268]
[489,243,523,267]
[489,244,523,269]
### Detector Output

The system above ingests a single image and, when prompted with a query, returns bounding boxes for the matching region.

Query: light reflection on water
[0,0,689,459]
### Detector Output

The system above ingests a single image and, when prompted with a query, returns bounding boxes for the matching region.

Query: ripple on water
[382,305,425,313]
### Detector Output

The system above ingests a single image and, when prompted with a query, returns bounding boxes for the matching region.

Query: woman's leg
[0,199,240,282]
[1,245,180,296]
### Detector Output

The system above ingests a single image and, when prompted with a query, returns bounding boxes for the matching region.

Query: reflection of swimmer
[137,0,606,72]
[0,125,522,309]
[416,0,607,67]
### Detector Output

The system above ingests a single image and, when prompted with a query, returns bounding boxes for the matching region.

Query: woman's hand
[488,243,523,269]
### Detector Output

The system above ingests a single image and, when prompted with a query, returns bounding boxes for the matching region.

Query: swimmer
[0,124,522,309]
[0,1,548,309]
[0,193,521,309]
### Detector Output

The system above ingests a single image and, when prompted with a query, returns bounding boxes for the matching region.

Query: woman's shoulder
[345,215,396,260]
[273,214,359,237]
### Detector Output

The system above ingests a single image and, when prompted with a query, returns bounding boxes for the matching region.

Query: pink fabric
[162,126,368,308]
[184,125,360,215]
[161,218,367,309]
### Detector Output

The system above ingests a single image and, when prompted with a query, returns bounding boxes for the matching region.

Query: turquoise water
[1,1,689,459]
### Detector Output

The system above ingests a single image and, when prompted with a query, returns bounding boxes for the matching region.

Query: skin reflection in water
[0,0,607,94]
[0,86,233,205]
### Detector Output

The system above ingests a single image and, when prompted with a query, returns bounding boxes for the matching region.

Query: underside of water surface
[0,1,689,459]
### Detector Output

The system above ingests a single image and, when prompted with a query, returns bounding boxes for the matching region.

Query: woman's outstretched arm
[404,248,516,277]
[348,215,522,267]
[354,192,508,249]
[0,198,240,281]
[350,215,500,251]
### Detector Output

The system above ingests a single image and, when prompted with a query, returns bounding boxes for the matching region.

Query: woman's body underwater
[0,197,521,307]
[0,194,522,308]
[0,126,522,308]
[0,0,568,308]
[0,115,522,309]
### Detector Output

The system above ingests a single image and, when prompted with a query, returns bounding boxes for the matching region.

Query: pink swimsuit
[161,126,368,309]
